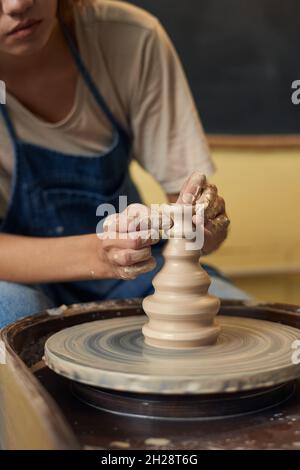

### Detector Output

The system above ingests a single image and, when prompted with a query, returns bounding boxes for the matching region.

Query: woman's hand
[99,203,169,280]
[176,171,230,255]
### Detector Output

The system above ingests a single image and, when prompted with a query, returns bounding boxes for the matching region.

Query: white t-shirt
[0,0,215,219]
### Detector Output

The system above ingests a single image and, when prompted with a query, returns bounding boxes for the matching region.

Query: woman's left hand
[176,171,230,255]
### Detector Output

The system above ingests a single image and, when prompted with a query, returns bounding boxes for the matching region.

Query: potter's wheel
[44,314,300,419]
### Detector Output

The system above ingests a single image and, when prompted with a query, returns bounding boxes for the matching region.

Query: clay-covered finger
[198,184,218,220]
[117,257,157,280]
[101,229,159,250]
[104,212,141,233]
[206,213,231,234]
[104,204,171,234]
[125,205,173,233]
[103,213,120,232]
[127,229,160,247]
[176,171,207,205]
[122,204,150,232]
[204,195,225,221]
[200,215,230,256]
[110,247,152,267]
[102,204,149,233]
[102,212,147,233]
[137,211,173,232]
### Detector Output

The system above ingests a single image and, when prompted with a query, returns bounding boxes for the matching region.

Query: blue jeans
[0,282,55,329]
[0,279,251,330]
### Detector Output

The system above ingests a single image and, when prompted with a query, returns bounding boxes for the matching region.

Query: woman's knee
[0,282,54,329]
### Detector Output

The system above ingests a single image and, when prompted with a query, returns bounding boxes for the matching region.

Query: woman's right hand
[0,206,169,285]
[98,203,169,280]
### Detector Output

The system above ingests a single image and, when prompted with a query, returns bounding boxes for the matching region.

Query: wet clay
[142,204,220,349]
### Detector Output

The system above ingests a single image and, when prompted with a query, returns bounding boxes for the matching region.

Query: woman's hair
[59,0,93,22]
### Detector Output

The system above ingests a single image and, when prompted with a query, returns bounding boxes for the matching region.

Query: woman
[0,0,247,328]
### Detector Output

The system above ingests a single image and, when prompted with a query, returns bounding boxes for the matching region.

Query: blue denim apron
[0,19,166,305]
[0,20,229,306]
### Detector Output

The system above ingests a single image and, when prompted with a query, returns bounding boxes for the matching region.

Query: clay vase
[142,204,221,349]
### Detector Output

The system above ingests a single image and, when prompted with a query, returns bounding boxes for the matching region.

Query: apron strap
[0,104,19,150]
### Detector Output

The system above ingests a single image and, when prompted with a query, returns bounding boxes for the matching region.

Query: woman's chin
[4,43,46,57]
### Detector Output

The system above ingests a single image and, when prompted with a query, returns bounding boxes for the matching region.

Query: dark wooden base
[1,299,300,449]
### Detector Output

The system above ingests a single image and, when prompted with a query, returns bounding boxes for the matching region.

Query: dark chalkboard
[125,0,300,135]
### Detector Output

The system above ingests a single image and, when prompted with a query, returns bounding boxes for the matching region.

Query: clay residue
[110,440,130,449]
[46,305,68,317]
[144,438,171,447]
